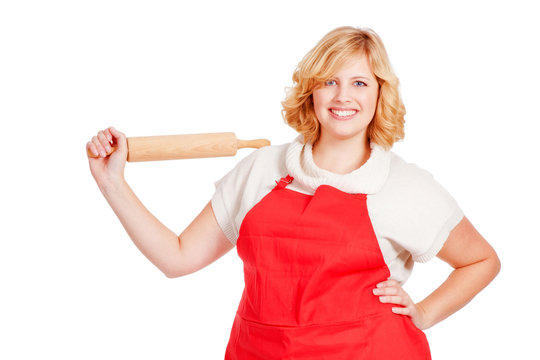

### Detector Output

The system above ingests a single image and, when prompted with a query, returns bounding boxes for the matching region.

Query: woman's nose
[334,85,352,103]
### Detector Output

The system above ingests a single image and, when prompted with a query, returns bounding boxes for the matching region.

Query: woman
[87,26,500,359]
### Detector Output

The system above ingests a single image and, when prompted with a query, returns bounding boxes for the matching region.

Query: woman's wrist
[415,301,434,330]
[97,175,128,198]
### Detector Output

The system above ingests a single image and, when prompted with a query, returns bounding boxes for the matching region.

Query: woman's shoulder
[386,152,436,184]
[214,140,290,188]
[250,141,290,161]
[232,141,290,177]
[379,151,459,211]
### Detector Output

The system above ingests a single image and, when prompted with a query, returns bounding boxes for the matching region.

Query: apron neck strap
[274,174,294,190]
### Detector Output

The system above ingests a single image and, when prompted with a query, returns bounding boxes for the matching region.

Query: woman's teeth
[330,109,356,117]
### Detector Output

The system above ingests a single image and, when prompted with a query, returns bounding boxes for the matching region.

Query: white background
[1,0,538,358]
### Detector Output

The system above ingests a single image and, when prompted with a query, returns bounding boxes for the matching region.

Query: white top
[211,136,464,283]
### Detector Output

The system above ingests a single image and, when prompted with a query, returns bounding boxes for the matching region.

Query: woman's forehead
[331,54,375,79]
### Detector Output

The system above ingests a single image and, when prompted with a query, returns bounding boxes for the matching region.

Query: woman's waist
[235,309,394,330]
[238,271,392,325]
[237,291,396,328]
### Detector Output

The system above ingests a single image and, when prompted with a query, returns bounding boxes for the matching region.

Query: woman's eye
[325,80,337,86]
[354,81,366,87]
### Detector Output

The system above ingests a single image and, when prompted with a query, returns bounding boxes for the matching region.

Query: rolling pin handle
[237,139,271,149]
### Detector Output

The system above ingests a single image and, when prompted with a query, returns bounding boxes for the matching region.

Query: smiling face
[312,53,379,145]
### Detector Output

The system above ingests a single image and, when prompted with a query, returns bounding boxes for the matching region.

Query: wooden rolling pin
[88,132,271,162]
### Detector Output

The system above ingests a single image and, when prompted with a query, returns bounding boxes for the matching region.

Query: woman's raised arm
[87,127,234,278]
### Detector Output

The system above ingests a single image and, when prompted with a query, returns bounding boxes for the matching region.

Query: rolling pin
[88,132,271,162]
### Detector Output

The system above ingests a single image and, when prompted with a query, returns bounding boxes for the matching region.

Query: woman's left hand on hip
[372,279,428,330]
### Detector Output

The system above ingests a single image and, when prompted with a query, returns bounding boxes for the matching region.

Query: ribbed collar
[285,135,391,194]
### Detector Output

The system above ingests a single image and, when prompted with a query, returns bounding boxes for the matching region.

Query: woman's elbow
[160,263,189,279]
[161,262,200,278]
[163,269,183,279]
[477,246,502,283]
[489,250,502,279]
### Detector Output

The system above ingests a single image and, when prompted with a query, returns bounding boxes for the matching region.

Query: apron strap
[274,174,294,190]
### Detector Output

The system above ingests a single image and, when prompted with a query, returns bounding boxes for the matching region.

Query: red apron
[225,175,431,359]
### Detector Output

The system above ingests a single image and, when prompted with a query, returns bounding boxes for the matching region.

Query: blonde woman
[87,26,500,359]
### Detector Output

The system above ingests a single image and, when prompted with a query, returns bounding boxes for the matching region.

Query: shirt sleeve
[408,171,464,262]
[211,150,260,245]
[374,155,465,263]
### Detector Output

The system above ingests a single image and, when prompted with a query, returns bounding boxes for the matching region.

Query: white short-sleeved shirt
[212,136,464,284]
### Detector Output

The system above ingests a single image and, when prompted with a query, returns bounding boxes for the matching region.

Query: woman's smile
[329,108,358,120]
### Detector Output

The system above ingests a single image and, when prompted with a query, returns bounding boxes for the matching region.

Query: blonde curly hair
[281,26,405,150]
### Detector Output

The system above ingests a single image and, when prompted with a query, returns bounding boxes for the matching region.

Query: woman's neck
[311,134,371,174]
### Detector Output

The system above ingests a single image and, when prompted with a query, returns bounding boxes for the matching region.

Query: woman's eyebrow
[350,75,372,81]
[332,75,373,81]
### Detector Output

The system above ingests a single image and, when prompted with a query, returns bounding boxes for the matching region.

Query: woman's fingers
[97,131,112,154]
[103,127,113,142]
[391,306,411,315]
[372,279,428,330]
[373,281,413,307]
[373,286,398,296]
[87,141,99,157]
[108,126,120,138]
[87,128,121,158]
[376,279,400,288]
[90,135,107,157]
[378,295,405,304]
[108,127,126,150]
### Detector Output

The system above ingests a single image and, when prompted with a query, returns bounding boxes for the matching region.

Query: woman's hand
[86,127,128,190]
[373,279,429,330]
